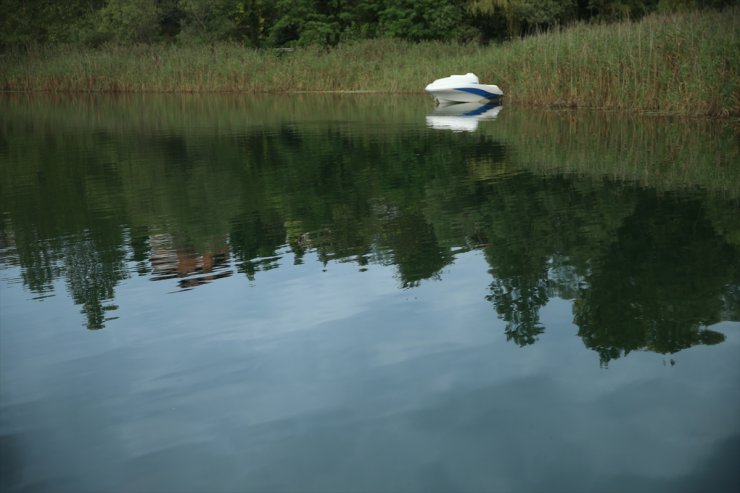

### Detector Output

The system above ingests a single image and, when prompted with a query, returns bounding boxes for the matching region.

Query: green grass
[2,7,738,116]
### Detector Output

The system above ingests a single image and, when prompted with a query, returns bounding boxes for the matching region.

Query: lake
[1,94,738,493]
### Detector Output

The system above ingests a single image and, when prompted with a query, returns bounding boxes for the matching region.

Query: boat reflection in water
[426,101,502,132]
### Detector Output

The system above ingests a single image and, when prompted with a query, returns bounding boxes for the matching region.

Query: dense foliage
[1,0,735,49]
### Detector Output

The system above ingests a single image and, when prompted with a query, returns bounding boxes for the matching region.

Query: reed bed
[2,7,738,115]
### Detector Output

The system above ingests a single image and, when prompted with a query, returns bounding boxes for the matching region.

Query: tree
[0,0,105,48]
[269,0,358,47]
[232,0,277,47]
[96,0,161,44]
[178,0,237,43]
[379,0,475,41]
[468,0,577,38]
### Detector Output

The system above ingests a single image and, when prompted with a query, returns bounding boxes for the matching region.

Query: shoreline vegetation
[1,8,739,116]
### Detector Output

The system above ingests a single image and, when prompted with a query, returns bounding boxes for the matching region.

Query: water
[1,94,738,493]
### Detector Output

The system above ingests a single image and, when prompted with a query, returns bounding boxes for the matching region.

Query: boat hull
[426,84,503,103]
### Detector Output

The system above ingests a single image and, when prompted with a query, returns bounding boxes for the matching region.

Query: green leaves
[177,0,237,43]
[378,0,475,41]
[97,0,161,43]
[0,0,734,50]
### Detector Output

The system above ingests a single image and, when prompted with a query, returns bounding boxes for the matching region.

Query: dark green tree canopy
[2,0,735,49]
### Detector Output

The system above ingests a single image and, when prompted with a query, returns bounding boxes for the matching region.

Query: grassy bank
[1,8,738,116]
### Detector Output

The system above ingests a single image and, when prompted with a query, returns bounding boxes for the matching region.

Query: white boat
[426,101,502,132]
[425,73,503,104]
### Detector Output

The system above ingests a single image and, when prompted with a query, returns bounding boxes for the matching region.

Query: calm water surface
[1,94,739,493]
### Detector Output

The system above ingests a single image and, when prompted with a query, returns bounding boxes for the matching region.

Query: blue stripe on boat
[455,87,498,99]
[463,103,499,116]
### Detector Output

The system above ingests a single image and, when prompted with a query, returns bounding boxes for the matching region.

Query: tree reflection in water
[1,94,737,365]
